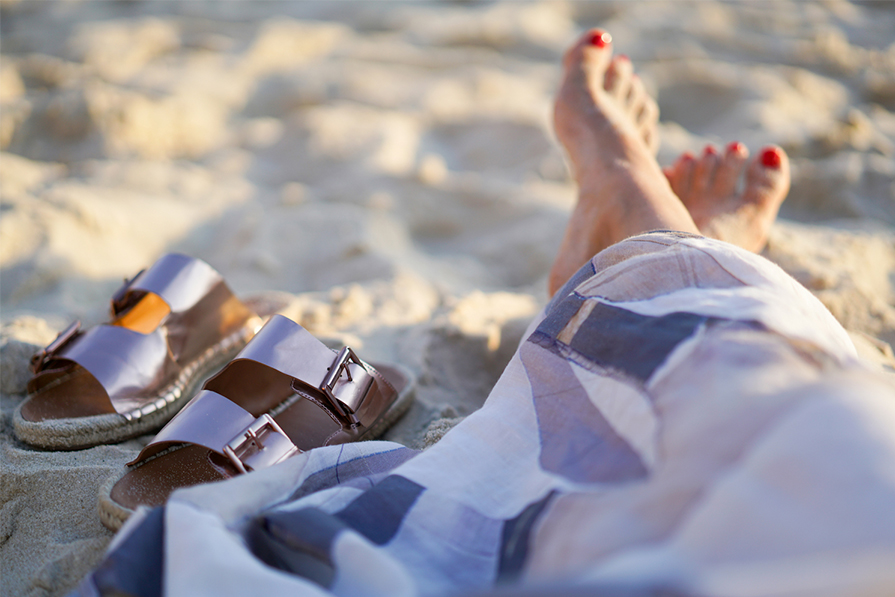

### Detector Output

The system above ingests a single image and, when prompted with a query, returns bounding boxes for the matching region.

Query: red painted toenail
[761,148,782,168]
[726,141,745,154]
[589,31,612,48]
[682,152,695,162]
[704,145,718,156]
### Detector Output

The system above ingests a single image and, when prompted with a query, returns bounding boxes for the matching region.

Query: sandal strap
[129,390,299,472]
[27,254,257,416]
[130,315,396,471]
[231,315,346,392]
[111,253,222,315]
[30,324,178,415]
[204,315,389,425]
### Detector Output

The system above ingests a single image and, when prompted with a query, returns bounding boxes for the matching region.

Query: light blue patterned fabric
[74,232,895,597]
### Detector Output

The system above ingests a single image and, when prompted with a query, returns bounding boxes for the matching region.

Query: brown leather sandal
[14,254,265,450]
[98,314,415,531]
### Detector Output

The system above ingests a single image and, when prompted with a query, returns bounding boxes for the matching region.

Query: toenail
[682,152,695,162]
[726,141,745,155]
[704,145,718,156]
[589,31,612,48]
[761,148,782,169]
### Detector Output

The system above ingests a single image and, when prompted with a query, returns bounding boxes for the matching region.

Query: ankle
[579,172,697,242]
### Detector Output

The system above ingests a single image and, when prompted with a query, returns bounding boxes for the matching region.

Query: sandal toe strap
[129,389,300,473]
[28,324,177,415]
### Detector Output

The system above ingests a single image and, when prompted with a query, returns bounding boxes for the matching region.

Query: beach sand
[1,1,893,595]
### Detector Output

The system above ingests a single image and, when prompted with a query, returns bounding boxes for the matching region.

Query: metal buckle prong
[30,320,81,374]
[319,347,362,427]
[223,414,299,475]
[111,268,146,315]
[222,445,248,475]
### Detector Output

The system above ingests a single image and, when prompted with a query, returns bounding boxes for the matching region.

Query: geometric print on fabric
[88,506,166,597]
[531,294,709,384]
[334,474,425,545]
[567,302,706,382]
[523,292,711,485]
[287,446,419,502]
[247,506,343,587]
[520,341,649,485]
[247,475,424,589]
[544,259,597,315]
[497,491,557,582]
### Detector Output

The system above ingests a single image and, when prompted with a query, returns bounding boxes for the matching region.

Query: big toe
[743,145,790,212]
[562,29,613,76]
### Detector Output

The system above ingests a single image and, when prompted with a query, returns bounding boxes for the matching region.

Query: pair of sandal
[13,254,415,530]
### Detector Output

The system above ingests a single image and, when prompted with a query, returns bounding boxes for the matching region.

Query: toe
[668,152,696,200]
[563,29,613,73]
[642,126,659,155]
[630,76,653,124]
[663,165,675,183]
[743,145,790,209]
[710,141,749,197]
[627,74,660,154]
[605,54,633,101]
[637,94,660,154]
[692,145,721,196]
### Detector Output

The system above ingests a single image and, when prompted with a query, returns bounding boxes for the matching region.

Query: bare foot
[664,142,790,253]
[549,29,698,296]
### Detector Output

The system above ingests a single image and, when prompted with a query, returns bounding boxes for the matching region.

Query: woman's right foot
[664,142,790,253]
[549,29,699,296]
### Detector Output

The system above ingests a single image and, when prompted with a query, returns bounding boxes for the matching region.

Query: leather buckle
[110,268,146,315]
[30,320,81,374]
[318,347,363,427]
[222,414,300,475]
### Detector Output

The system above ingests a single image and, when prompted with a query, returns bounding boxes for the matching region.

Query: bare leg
[550,30,698,296]
[664,142,790,253]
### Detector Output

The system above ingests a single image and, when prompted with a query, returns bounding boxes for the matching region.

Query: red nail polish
[704,145,718,156]
[726,141,745,154]
[682,152,695,162]
[589,31,612,48]
[761,148,781,168]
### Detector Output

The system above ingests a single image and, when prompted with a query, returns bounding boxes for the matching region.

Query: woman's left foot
[664,142,790,253]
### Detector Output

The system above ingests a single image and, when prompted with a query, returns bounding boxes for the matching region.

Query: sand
[1,1,893,596]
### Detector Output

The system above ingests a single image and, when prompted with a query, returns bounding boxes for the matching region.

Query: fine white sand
[1,2,893,595]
